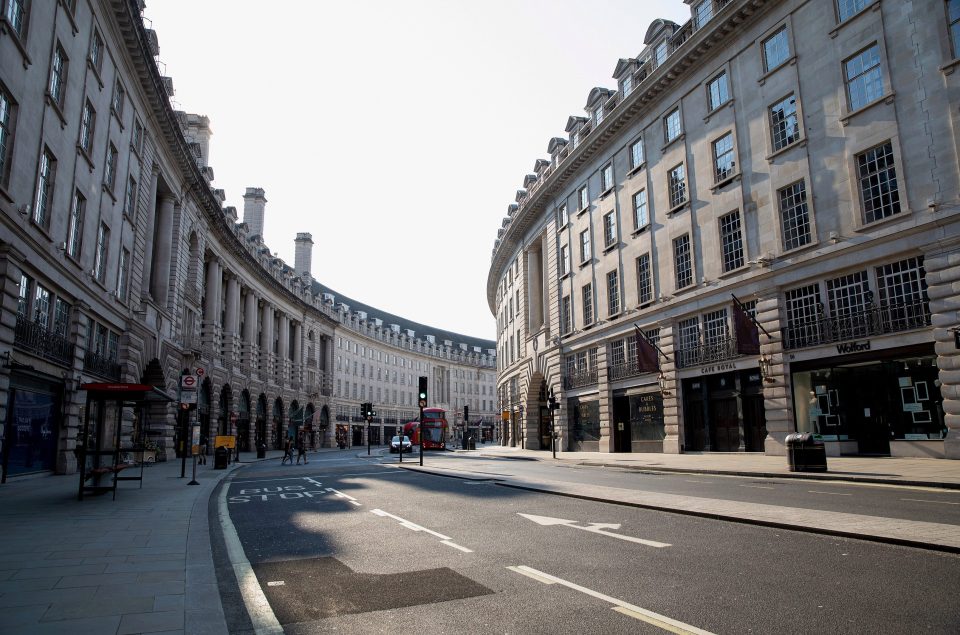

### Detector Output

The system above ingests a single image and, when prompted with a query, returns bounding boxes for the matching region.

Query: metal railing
[563,368,598,390]
[675,336,739,369]
[14,314,74,367]
[83,348,122,381]
[609,357,647,381]
[782,299,930,350]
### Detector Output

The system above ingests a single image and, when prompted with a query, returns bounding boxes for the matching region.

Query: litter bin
[214,446,229,470]
[785,433,827,472]
[468,436,476,451]
[256,441,266,459]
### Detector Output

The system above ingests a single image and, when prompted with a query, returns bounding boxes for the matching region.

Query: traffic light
[418,376,428,407]
[463,405,469,422]
[548,389,560,411]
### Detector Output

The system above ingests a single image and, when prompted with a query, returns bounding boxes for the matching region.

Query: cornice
[485,0,776,314]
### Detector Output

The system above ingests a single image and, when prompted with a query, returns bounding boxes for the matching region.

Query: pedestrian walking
[198,435,207,465]
[296,434,308,465]
[281,437,293,465]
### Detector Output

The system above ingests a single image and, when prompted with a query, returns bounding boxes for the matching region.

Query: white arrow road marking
[507,565,715,635]
[371,509,473,552]
[325,487,361,505]
[517,513,670,548]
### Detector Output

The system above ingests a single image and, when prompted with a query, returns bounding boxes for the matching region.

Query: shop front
[567,398,600,452]
[681,367,767,452]
[791,343,946,457]
[2,371,63,478]
[610,389,665,453]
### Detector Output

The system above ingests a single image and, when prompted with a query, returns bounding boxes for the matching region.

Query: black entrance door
[612,396,632,452]
[538,407,551,450]
[742,395,767,452]
[352,426,363,446]
[711,398,741,452]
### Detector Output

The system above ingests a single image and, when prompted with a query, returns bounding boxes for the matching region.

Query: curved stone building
[489,0,960,459]
[0,0,494,477]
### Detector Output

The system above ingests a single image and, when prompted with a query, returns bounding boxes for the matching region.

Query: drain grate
[253,557,493,623]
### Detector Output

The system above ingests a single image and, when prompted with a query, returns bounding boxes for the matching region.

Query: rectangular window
[112,80,125,118]
[703,309,728,345]
[695,0,714,28]
[582,283,593,326]
[104,143,118,191]
[94,222,109,283]
[664,108,682,143]
[707,71,729,111]
[67,189,84,258]
[558,244,569,276]
[678,317,700,350]
[718,210,745,272]
[0,85,16,186]
[601,163,614,192]
[633,189,648,230]
[594,103,604,126]
[845,44,883,111]
[557,203,568,227]
[90,30,104,73]
[603,212,617,247]
[827,270,871,318]
[770,94,799,151]
[857,141,900,223]
[33,284,51,329]
[33,148,56,229]
[561,295,571,334]
[876,256,926,307]
[579,229,591,263]
[837,0,870,22]
[637,254,652,305]
[779,180,811,250]
[607,270,620,316]
[951,0,960,56]
[578,185,588,211]
[668,163,687,208]
[123,176,138,218]
[79,100,96,155]
[785,284,821,345]
[117,247,129,301]
[17,273,30,316]
[674,234,693,289]
[53,298,70,337]
[5,0,27,39]
[629,138,644,170]
[620,74,633,97]
[763,26,790,72]
[132,118,144,154]
[655,41,668,67]
[49,43,68,109]
[713,132,735,181]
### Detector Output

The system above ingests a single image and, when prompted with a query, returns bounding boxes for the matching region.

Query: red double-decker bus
[403,408,447,449]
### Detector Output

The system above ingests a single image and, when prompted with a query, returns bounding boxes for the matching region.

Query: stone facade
[0,0,494,478]
[489,0,960,459]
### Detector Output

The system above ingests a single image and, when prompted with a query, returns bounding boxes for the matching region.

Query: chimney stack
[295,232,313,280]
[242,188,267,237]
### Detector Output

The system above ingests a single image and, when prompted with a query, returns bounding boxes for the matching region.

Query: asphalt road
[214,451,960,634]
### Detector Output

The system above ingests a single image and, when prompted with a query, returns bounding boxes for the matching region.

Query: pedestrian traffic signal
[463,405,469,422]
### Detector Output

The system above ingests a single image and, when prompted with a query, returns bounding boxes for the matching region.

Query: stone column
[261,302,274,381]
[150,193,175,304]
[925,241,960,459]
[293,321,303,388]
[203,259,221,356]
[278,314,290,386]
[225,274,241,366]
[243,290,258,372]
[140,168,159,295]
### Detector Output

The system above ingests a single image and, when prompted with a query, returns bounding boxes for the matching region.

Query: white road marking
[739,484,775,490]
[349,500,362,506]
[370,509,451,540]
[232,476,314,485]
[901,498,960,505]
[508,566,714,635]
[303,477,323,488]
[808,490,852,496]
[266,581,284,587]
[684,480,711,484]
[517,513,670,548]
[218,474,283,634]
[325,487,358,502]
[440,540,474,553]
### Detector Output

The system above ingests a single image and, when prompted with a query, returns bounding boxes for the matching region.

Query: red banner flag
[635,325,660,373]
[733,300,760,355]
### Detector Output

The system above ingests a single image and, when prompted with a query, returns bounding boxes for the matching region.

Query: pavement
[0,445,957,634]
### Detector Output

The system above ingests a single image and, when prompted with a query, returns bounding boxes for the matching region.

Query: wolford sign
[836,340,871,354]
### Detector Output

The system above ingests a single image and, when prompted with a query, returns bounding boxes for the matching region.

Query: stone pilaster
[597,344,612,453]
[757,291,790,456]
[925,242,960,458]
[659,325,681,453]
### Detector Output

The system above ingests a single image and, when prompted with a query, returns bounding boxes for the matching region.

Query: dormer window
[594,102,604,126]
[655,41,668,67]
[620,74,633,97]
[694,0,714,29]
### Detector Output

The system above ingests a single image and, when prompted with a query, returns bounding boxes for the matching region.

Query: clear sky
[143,1,690,342]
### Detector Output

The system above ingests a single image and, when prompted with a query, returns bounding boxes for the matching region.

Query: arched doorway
[218,384,232,437]
[305,404,316,449]
[238,391,251,452]
[272,398,284,449]
[256,394,267,450]
[319,405,331,448]
[198,378,212,455]
[289,399,301,441]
